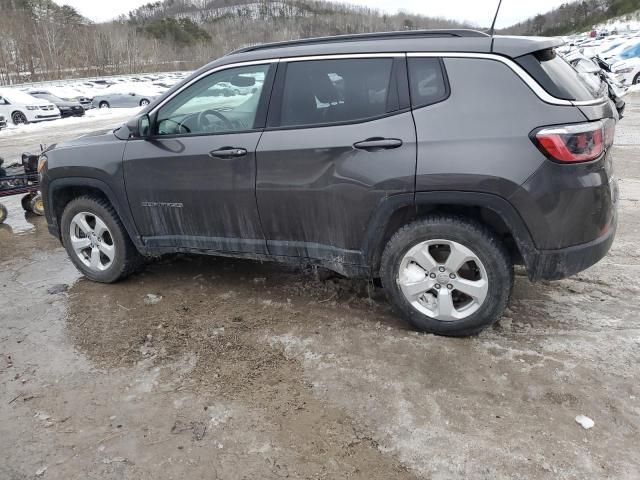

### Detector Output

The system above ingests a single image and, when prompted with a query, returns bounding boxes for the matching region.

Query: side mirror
[138,114,151,138]
[126,114,151,139]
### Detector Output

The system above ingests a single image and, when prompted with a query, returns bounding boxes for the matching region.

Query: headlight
[614,67,634,74]
[26,105,39,110]
[37,154,47,174]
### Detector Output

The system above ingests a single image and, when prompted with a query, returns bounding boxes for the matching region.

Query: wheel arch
[364,191,538,276]
[47,177,144,251]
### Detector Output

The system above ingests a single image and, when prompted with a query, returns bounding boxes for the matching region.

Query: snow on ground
[0,106,142,138]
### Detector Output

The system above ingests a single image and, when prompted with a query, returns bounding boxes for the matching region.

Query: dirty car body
[40,30,619,336]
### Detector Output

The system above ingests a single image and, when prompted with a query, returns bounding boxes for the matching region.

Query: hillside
[502,0,640,36]
[0,0,470,85]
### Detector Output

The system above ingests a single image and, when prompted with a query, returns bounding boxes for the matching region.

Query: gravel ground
[1,97,639,480]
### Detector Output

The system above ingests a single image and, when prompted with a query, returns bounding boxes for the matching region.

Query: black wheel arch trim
[363,191,539,276]
[46,177,144,250]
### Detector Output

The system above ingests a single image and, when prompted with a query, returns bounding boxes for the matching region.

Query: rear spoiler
[491,36,565,58]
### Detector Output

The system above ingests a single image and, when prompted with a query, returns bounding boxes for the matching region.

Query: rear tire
[633,73,640,85]
[380,215,513,336]
[60,195,143,283]
[140,99,150,106]
[21,193,35,212]
[99,101,110,109]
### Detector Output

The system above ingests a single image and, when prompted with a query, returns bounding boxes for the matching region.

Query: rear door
[123,62,276,253]
[255,55,416,264]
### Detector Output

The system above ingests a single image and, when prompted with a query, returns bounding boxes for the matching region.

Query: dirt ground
[1,98,639,480]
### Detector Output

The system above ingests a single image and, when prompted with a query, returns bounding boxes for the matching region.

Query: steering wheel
[197,109,234,131]
[159,118,191,135]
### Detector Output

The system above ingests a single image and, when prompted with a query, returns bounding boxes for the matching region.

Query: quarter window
[276,58,396,128]
[155,63,270,136]
[407,58,449,108]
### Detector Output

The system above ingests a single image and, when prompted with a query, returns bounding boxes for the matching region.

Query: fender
[46,177,145,251]
[363,191,539,273]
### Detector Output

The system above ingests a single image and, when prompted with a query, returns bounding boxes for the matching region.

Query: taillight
[533,119,615,163]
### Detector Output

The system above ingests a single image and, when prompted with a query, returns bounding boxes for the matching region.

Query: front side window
[277,58,396,128]
[155,63,270,136]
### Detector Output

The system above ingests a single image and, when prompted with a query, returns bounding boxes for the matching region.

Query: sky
[52,0,570,28]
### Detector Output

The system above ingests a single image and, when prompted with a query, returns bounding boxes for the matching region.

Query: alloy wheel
[397,239,489,321]
[69,212,115,272]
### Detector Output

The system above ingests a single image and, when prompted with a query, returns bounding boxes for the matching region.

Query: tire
[60,195,143,283]
[99,101,110,109]
[0,203,7,224]
[11,111,28,125]
[633,73,640,85]
[380,215,513,337]
[139,99,150,107]
[30,194,44,216]
[21,193,35,212]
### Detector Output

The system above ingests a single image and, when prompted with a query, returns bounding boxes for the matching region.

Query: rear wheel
[60,196,142,283]
[99,101,110,109]
[633,73,640,85]
[139,99,150,107]
[21,193,35,212]
[11,111,28,125]
[380,215,513,336]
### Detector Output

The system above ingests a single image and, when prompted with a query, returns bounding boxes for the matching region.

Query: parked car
[28,88,93,110]
[600,39,640,63]
[0,88,60,124]
[28,92,85,118]
[40,30,618,336]
[91,90,157,109]
[611,57,640,85]
[0,114,6,130]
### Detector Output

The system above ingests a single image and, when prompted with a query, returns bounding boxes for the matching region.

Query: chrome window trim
[407,52,608,107]
[151,51,607,116]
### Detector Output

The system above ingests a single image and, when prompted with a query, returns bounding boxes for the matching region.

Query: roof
[189,31,565,79]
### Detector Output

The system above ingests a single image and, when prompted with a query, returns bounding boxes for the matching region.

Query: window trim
[266,54,410,131]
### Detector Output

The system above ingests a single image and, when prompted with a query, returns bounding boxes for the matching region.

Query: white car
[0,88,61,125]
[611,57,640,86]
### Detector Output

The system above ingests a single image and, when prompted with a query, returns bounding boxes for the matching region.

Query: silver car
[92,91,157,109]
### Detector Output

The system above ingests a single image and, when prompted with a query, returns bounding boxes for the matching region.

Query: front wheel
[60,196,142,283]
[30,194,44,216]
[99,101,110,109]
[12,111,28,125]
[380,215,513,336]
[139,99,150,107]
[0,204,7,224]
[633,73,640,85]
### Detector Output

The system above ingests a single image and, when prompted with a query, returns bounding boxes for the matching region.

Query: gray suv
[40,30,618,336]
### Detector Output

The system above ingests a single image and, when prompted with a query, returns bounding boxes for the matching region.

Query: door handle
[353,137,403,152]
[209,147,248,159]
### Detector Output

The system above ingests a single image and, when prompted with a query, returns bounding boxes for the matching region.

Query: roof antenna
[489,0,503,51]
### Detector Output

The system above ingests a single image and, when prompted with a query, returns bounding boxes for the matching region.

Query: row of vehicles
[561,32,640,86]
[0,72,190,127]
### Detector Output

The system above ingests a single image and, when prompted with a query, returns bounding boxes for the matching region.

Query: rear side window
[275,58,396,128]
[407,58,449,108]
[517,49,599,101]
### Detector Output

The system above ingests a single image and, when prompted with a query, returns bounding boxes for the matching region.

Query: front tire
[60,196,142,283]
[380,215,513,336]
[139,99,150,107]
[0,204,7,224]
[99,101,110,109]
[12,111,28,125]
[633,73,640,85]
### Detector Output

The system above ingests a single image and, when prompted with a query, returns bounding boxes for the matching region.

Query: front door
[124,62,275,253]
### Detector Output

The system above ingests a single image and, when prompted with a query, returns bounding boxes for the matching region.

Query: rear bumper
[527,208,617,281]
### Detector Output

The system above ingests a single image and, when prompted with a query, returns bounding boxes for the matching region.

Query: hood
[52,128,121,150]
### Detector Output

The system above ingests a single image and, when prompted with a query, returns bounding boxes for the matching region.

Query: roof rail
[228,29,489,55]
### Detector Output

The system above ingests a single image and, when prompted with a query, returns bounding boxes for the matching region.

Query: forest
[1,0,638,85]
